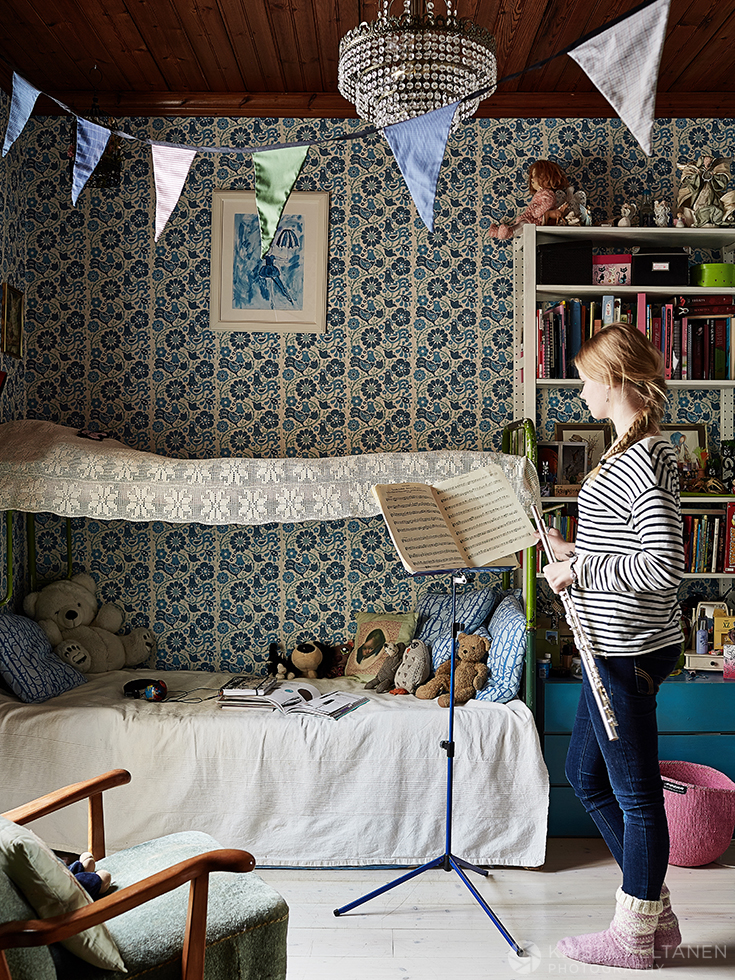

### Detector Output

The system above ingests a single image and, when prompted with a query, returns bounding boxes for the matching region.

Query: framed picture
[1,284,23,358]
[554,422,613,472]
[558,441,588,486]
[660,424,707,465]
[210,189,329,333]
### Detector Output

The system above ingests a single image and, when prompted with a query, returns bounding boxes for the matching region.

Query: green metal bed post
[1,511,13,608]
[502,418,538,718]
[27,513,37,594]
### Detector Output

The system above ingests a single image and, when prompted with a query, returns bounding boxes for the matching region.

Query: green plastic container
[690,263,735,288]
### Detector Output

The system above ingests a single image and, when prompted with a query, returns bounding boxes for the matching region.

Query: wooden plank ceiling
[0,0,732,119]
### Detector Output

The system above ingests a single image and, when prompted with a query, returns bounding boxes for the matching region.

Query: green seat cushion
[54,832,288,980]
[0,870,57,980]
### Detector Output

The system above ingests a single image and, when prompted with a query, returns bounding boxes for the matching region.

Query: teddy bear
[269,640,347,680]
[392,638,431,695]
[415,632,490,707]
[364,641,405,693]
[23,572,156,673]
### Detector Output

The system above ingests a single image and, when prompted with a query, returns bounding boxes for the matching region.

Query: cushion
[416,588,498,669]
[0,816,125,971]
[345,610,418,680]
[0,870,57,980]
[0,612,86,703]
[476,595,527,704]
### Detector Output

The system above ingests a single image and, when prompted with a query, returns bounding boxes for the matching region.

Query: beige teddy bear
[415,632,489,707]
[23,572,156,673]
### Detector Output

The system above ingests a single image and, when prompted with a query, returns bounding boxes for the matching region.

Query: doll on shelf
[488,159,571,240]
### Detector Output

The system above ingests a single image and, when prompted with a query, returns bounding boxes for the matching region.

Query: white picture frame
[210,189,329,333]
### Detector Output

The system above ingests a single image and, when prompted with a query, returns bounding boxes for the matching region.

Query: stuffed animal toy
[23,572,156,673]
[269,640,345,680]
[415,632,490,707]
[364,641,405,693]
[69,852,112,900]
[488,160,571,240]
[391,638,431,695]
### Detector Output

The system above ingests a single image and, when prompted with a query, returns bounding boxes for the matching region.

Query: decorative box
[724,644,735,680]
[537,242,593,285]
[631,249,689,286]
[690,263,735,288]
[592,253,632,285]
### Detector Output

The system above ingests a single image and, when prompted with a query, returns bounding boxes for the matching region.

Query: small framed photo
[210,189,329,333]
[660,424,707,464]
[554,422,614,473]
[539,441,588,495]
[1,284,23,359]
[558,441,588,487]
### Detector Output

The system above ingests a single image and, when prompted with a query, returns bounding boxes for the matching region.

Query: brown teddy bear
[415,632,490,707]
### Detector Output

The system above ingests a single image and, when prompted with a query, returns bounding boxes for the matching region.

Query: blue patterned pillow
[476,596,527,704]
[416,588,497,669]
[0,613,86,703]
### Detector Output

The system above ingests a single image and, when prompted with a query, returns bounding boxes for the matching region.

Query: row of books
[217,674,368,719]
[683,504,735,575]
[537,293,735,381]
[536,512,578,572]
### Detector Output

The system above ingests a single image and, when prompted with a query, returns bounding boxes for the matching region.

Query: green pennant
[253,146,310,257]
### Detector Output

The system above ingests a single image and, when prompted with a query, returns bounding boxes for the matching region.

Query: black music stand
[334,568,524,957]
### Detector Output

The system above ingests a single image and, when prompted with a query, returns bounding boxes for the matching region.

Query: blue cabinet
[540,672,735,836]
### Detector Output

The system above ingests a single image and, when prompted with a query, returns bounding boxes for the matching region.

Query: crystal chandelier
[338,0,497,131]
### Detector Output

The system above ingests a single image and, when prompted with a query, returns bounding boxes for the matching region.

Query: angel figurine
[653,200,671,227]
[676,153,735,227]
[488,160,571,240]
[618,202,637,227]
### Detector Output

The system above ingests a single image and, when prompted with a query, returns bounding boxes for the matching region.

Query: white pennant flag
[568,0,671,156]
[152,144,197,240]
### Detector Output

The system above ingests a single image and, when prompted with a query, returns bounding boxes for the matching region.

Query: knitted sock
[557,887,662,970]
[654,883,681,957]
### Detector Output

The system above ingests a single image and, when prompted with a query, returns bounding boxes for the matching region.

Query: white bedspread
[0,420,540,526]
[0,671,549,868]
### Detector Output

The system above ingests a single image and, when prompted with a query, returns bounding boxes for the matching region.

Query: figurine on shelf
[676,153,735,227]
[565,189,592,226]
[487,159,571,240]
[653,199,671,227]
[618,201,637,227]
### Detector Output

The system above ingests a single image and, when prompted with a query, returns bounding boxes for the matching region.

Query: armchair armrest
[1,769,131,861]
[0,848,256,980]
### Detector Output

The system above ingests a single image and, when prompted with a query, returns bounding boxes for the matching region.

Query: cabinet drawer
[548,787,599,837]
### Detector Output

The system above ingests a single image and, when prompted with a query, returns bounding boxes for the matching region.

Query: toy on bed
[22,573,156,673]
[269,640,348,680]
[488,160,571,240]
[415,632,490,707]
[391,639,431,695]
[68,852,112,900]
[364,641,405,693]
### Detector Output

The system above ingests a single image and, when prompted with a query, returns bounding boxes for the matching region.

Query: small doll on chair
[488,159,571,240]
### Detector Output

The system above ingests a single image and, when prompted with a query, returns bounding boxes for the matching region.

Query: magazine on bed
[372,464,536,574]
[217,681,369,720]
[218,674,278,698]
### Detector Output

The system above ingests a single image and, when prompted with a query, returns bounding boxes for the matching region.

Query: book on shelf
[218,674,278,698]
[371,464,536,575]
[218,680,369,719]
[724,502,735,574]
[683,504,732,574]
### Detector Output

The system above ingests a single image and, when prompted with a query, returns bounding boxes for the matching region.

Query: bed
[0,419,547,868]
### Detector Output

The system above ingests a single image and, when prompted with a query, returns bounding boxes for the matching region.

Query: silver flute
[532,505,619,742]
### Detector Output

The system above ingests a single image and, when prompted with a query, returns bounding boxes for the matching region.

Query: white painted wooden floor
[259,838,735,979]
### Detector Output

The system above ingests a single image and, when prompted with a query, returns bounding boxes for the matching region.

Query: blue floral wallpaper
[0,98,732,666]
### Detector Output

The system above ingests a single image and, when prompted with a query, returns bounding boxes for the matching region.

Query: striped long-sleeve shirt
[572,436,685,657]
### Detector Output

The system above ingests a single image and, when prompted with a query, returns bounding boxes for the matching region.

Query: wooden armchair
[0,770,288,980]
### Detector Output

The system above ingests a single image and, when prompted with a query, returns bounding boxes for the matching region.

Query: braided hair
[574,322,668,476]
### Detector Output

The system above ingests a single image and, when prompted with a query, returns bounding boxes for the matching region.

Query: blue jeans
[565,644,680,901]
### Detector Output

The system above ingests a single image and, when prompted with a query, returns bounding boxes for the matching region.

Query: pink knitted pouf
[660,761,735,867]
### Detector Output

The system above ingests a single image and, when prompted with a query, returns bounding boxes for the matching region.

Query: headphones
[123,678,167,702]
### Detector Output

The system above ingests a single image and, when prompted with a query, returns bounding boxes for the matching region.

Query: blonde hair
[574,322,668,469]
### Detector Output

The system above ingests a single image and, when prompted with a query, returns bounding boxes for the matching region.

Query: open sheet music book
[372,464,537,574]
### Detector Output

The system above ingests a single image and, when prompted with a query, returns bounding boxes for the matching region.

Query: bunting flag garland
[382,101,459,232]
[152,143,197,240]
[2,72,40,157]
[568,0,671,157]
[0,0,671,233]
[252,146,310,256]
[71,118,111,205]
